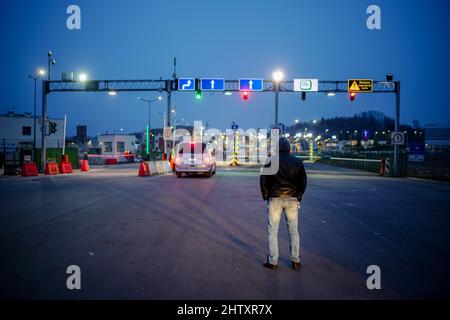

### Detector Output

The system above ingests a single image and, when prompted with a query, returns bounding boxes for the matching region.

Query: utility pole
[28,71,44,161]
[274,82,280,126]
[62,114,67,156]
[163,112,167,157]
[32,76,37,161]
[394,81,401,177]
[138,96,162,160]
[164,57,176,159]
[40,81,47,172]
[41,51,55,172]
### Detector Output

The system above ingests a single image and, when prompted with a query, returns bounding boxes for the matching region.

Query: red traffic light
[349,92,356,101]
[243,90,249,100]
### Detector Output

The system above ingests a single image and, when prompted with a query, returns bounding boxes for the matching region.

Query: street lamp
[272,70,284,126]
[28,69,45,161]
[40,51,56,172]
[47,50,56,81]
[78,73,88,82]
[272,70,284,82]
[138,96,163,160]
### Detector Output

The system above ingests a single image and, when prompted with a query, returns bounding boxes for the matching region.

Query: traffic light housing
[49,121,57,134]
[349,92,356,102]
[243,90,249,100]
[301,92,306,101]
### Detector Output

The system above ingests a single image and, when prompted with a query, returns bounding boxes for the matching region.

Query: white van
[173,141,216,178]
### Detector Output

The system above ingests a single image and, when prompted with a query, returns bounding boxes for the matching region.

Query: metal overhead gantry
[41,78,400,175]
[46,79,397,93]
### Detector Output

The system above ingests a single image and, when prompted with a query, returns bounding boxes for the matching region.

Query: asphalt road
[0,163,449,299]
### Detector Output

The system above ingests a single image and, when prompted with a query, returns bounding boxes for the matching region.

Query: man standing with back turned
[260,137,307,270]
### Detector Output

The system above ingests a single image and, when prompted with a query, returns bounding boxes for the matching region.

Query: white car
[174,142,216,178]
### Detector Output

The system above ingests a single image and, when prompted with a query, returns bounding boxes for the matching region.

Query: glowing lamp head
[272,70,284,82]
[79,73,88,82]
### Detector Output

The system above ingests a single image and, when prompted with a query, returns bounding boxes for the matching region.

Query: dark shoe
[263,262,278,270]
[291,261,301,270]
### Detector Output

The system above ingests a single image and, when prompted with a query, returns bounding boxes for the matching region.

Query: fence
[0,138,79,175]
[317,150,408,176]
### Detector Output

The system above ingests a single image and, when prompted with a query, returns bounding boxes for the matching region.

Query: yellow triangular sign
[349,81,360,91]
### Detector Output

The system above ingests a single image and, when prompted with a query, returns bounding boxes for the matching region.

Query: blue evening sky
[1,0,449,136]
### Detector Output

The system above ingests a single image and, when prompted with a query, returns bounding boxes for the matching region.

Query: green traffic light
[196,90,202,100]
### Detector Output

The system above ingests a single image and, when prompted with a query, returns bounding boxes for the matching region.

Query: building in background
[0,111,64,148]
[91,134,139,163]
[0,111,65,174]
[76,125,87,145]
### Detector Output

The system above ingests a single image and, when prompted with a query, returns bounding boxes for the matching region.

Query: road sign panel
[391,132,405,145]
[163,127,172,140]
[239,78,263,91]
[201,78,225,91]
[348,79,373,92]
[293,79,319,92]
[178,78,195,91]
[408,143,425,162]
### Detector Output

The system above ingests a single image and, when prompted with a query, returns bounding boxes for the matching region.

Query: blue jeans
[267,197,300,265]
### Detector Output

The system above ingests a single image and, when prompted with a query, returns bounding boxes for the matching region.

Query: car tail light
[175,157,181,164]
[204,156,210,163]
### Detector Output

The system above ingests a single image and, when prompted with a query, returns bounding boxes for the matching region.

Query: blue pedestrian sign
[201,78,225,91]
[239,78,263,91]
[362,129,370,141]
[178,78,195,91]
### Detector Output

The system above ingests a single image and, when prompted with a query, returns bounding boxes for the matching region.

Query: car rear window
[178,143,206,155]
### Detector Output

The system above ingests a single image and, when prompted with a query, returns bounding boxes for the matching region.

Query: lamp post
[47,50,56,81]
[138,96,162,160]
[272,70,284,126]
[28,69,45,161]
[41,50,56,172]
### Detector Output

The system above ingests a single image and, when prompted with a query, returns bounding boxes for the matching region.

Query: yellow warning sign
[348,79,373,92]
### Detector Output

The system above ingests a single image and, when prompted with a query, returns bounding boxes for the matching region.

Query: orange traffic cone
[138,162,150,177]
[81,160,90,172]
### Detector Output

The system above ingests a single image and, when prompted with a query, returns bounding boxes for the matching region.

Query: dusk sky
[1,0,449,136]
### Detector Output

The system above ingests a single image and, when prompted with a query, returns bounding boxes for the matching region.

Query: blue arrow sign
[201,78,225,91]
[178,78,195,91]
[239,78,263,91]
